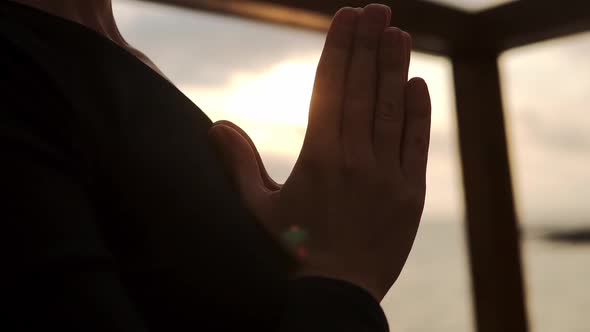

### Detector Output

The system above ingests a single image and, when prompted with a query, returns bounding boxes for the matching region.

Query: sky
[424,0,515,12]
[112,0,589,226]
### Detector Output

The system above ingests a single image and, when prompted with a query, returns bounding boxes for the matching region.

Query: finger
[342,4,391,162]
[212,120,281,191]
[374,28,411,170]
[402,31,412,83]
[208,124,269,211]
[401,78,431,185]
[305,7,360,153]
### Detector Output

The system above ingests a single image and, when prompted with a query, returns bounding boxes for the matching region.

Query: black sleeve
[0,42,388,332]
[1,42,150,331]
[282,277,389,332]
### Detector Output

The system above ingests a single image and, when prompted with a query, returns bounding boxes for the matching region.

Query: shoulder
[0,2,73,98]
[0,33,82,166]
[0,33,71,121]
[0,34,53,87]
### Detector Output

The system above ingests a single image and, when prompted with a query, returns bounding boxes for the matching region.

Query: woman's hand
[208,4,431,301]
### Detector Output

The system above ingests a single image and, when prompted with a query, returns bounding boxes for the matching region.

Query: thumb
[208,124,269,213]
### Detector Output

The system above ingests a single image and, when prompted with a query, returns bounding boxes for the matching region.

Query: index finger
[304,7,360,154]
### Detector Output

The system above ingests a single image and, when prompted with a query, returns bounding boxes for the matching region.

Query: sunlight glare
[225,60,317,127]
[186,59,318,159]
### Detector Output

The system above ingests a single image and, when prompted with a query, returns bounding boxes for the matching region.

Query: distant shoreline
[541,227,590,245]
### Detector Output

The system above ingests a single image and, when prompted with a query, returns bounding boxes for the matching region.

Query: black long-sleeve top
[0,1,388,331]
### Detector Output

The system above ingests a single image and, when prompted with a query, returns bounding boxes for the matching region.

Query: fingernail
[363,4,391,25]
[333,7,359,27]
[383,27,402,48]
[401,30,411,42]
[209,124,231,142]
[398,30,412,53]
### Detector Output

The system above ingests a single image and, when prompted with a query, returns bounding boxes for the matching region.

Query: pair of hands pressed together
[209,4,431,301]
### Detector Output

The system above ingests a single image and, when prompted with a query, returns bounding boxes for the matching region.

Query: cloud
[501,31,590,152]
[424,0,515,12]
[516,109,590,152]
[114,0,324,88]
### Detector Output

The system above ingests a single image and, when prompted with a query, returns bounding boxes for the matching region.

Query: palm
[209,4,431,301]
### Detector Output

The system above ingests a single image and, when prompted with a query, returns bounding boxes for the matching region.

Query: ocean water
[382,222,590,332]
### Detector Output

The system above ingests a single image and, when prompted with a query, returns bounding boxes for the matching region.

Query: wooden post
[452,52,529,332]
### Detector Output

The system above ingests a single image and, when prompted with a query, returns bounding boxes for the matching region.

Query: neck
[12,0,127,46]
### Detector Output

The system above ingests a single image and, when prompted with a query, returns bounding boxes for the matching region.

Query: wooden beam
[476,0,590,52]
[452,52,529,332]
[139,0,470,55]
[139,0,331,31]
